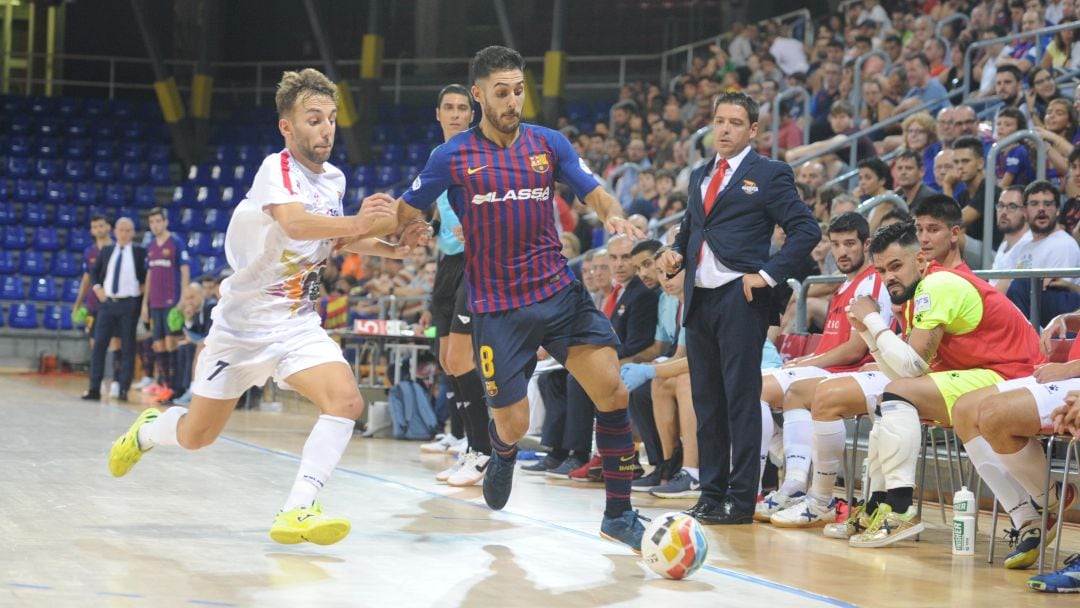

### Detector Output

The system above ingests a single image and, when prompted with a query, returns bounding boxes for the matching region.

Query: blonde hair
[901,111,937,149]
[275,68,337,117]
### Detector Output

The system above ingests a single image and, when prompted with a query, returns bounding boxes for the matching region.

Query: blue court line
[187,600,238,607]
[214,433,857,608]
[6,582,52,590]
[97,591,144,598]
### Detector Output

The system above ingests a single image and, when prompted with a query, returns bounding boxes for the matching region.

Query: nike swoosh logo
[457,315,471,324]
[619,455,634,462]
[297,514,315,522]
[467,165,488,175]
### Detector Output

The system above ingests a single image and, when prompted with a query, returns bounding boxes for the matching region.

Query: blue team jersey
[403,124,601,313]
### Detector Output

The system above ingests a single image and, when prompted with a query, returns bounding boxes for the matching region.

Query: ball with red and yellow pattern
[641,512,709,580]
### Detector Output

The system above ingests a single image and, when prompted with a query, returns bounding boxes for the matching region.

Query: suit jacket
[672,148,820,317]
[91,243,148,294]
[608,275,659,360]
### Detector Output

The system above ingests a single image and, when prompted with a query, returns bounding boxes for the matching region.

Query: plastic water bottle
[952,486,976,555]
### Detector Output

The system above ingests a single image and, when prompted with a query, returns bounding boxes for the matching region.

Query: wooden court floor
[1,373,1076,607]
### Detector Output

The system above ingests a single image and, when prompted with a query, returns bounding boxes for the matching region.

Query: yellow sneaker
[108,408,161,477]
[270,502,351,546]
[848,504,924,548]
[823,503,873,539]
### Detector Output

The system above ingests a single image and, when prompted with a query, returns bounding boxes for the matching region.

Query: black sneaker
[483,453,516,511]
[545,455,587,479]
[520,454,564,475]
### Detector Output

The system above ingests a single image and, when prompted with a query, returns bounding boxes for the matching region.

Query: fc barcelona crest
[529,153,551,173]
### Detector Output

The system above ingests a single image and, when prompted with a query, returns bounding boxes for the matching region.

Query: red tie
[603,283,622,318]
[703,157,729,216]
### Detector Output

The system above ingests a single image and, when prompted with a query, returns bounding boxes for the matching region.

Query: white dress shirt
[694,145,776,289]
[102,244,141,298]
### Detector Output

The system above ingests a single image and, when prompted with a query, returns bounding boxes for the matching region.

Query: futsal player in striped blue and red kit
[141,207,191,401]
[375,46,648,552]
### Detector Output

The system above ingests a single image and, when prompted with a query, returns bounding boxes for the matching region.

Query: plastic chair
[8,302,38,329]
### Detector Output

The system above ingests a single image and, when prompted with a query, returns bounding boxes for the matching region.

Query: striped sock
[488,419,517,461]
[596,408,634,519]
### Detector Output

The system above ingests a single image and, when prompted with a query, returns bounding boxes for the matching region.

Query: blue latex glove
[620,363,657,391]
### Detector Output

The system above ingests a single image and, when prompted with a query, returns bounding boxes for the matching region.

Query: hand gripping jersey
[815,264,892,373]
[402,124,602,313]
[212,149,345,333]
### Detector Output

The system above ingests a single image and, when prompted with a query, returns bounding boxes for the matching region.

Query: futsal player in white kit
[107,68,424,545]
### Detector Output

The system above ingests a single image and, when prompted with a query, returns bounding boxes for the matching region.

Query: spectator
[859,0,893,30]
[1041,27,1079,70]
[729,22,758,67]
[949,135,1003,253]
[1004,181,1080,325]
[894,149,939,207]
[785,101,875,166]
[860,78,897,141]
[994,107,1037,189]
[768,28,810,76]
[1035,98,1080,186]
[1046,0,1068,24]
[923,37,948,79]
[974,25,1008,98]
[989,186,1034,290]
[809,60,842,141]
[1059,148,1080,236]
[1027,68,1063,128]
[933,147,964,200]
[615,138,651,207]
[882,34,904,67]
[857,157,896,231]
[796,160,828,191]
[898,52,949,113]
[992,64,1031,134]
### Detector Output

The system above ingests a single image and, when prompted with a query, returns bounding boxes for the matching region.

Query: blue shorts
[150,307,181,340]
[471,281,619,408]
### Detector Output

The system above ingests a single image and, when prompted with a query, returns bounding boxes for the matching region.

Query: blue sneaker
[1028,553,1080,593]
[483,453,515,511]
[599,509,648,554]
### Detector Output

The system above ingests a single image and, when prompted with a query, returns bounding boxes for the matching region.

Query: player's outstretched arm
[336,196,431,250]
[582,186,646,240]
[270,193,395,241]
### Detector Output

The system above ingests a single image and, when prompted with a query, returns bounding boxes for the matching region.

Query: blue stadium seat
[116,207,138,224]
[373,124,398,145]
[20,251,47,276]
[350,165,376,187]
[65,118,89,138]
[14,179,43,203]
[210,232,225,254]
[172,185,196,206]
[1,275,24,299]
[51,252,80,277]
[196,186,221,208]
[202,255,227,275]
[204,209,229,232]
[147,144,170,164]
[82,98,107,117]
[24,204,51,227]
[213,145,237,165]
[119,142,145,163]
[42,304,73,330]
[9,302,39,329]
[187,164,214,185]
[8,115,32,135]
[111,100,134,119]
[30,277,57,301]
[34,227,60,252]
[45,180,71,205]
[0,94,25,114]
[64,160,90,181]
[61,278,80,302]
[0,204,19,226]
[36,117,63,137]
[187,232,213,256]
[92,122,116,142]
[67,229,90,253]
[55,204,80,228]
[27,96,52,115]
[178,208,205,232]
[34,158,60,180]
[7,157,32,179]
[65,138,90,159]
[92,161,116,183]
[7,135,31,157]
[381,144,405,165]
[56,97,81,117]
[120,162,148,185]
[104,184,128,207]
[219,187,237,208]
[235,144,258,164]
[3,227,26,250]
[149,163,171,186]
[422,124,443,144]
[375,165,402,188]
[230,165,252,188]
[36,137,61,158]
[405,144,429,164]
[74,183,100,206]
[134,185,157,209]
[0,251,16,274]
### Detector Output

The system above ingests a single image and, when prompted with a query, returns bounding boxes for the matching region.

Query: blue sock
[595,408,634,519]
[488,419,517,461]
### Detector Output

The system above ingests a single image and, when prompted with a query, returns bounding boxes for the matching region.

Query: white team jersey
[839,270,894,328]
[213,149,345,333]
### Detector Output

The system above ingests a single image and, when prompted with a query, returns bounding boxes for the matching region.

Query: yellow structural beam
[190,73,213,119]
[153,76,186,124]
[542,50,565,98]
[361,33,383,80]
[522,69,539,121]
[336,79,358,127]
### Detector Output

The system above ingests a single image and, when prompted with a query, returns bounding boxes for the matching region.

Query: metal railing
[789,268,1080,334]
[857,192,909,217]
[961,21,1080,98]
[981,129,1047,269]
[823,148,903,190]
[936,13,971,38]
[605,161,649,196]
[851,50,893,119]
[771,86,811,161]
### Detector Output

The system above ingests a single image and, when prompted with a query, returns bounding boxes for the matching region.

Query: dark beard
[889,279,920,305]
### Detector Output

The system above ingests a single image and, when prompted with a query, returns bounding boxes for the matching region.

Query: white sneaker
[421,433,460,454]
[109,381,120,398]
[448,452,490,487]
[770,495,837,528]
[448,436,469,456]
[134,376,154,390]
[754,490,804,522]
[436,454,468,482]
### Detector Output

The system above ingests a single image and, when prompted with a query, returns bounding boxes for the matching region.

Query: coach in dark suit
[658,92,819,524]
[83,217,147,402]
[560,235,660,462]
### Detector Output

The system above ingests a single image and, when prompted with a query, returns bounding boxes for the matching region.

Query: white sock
[998,439,1050,508]
[966,436,1039,529]
[809,419,846,503]
[683,467,699,480]
[780,408,812,495]
[759,401,773,494]
[137,406,187,449]
[282,415,355,512]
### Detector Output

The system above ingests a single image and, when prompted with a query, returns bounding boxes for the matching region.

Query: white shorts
[824,371,892,415]
[763,366,831,393]
[190,324,348,400]
[998,376,1080,430]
